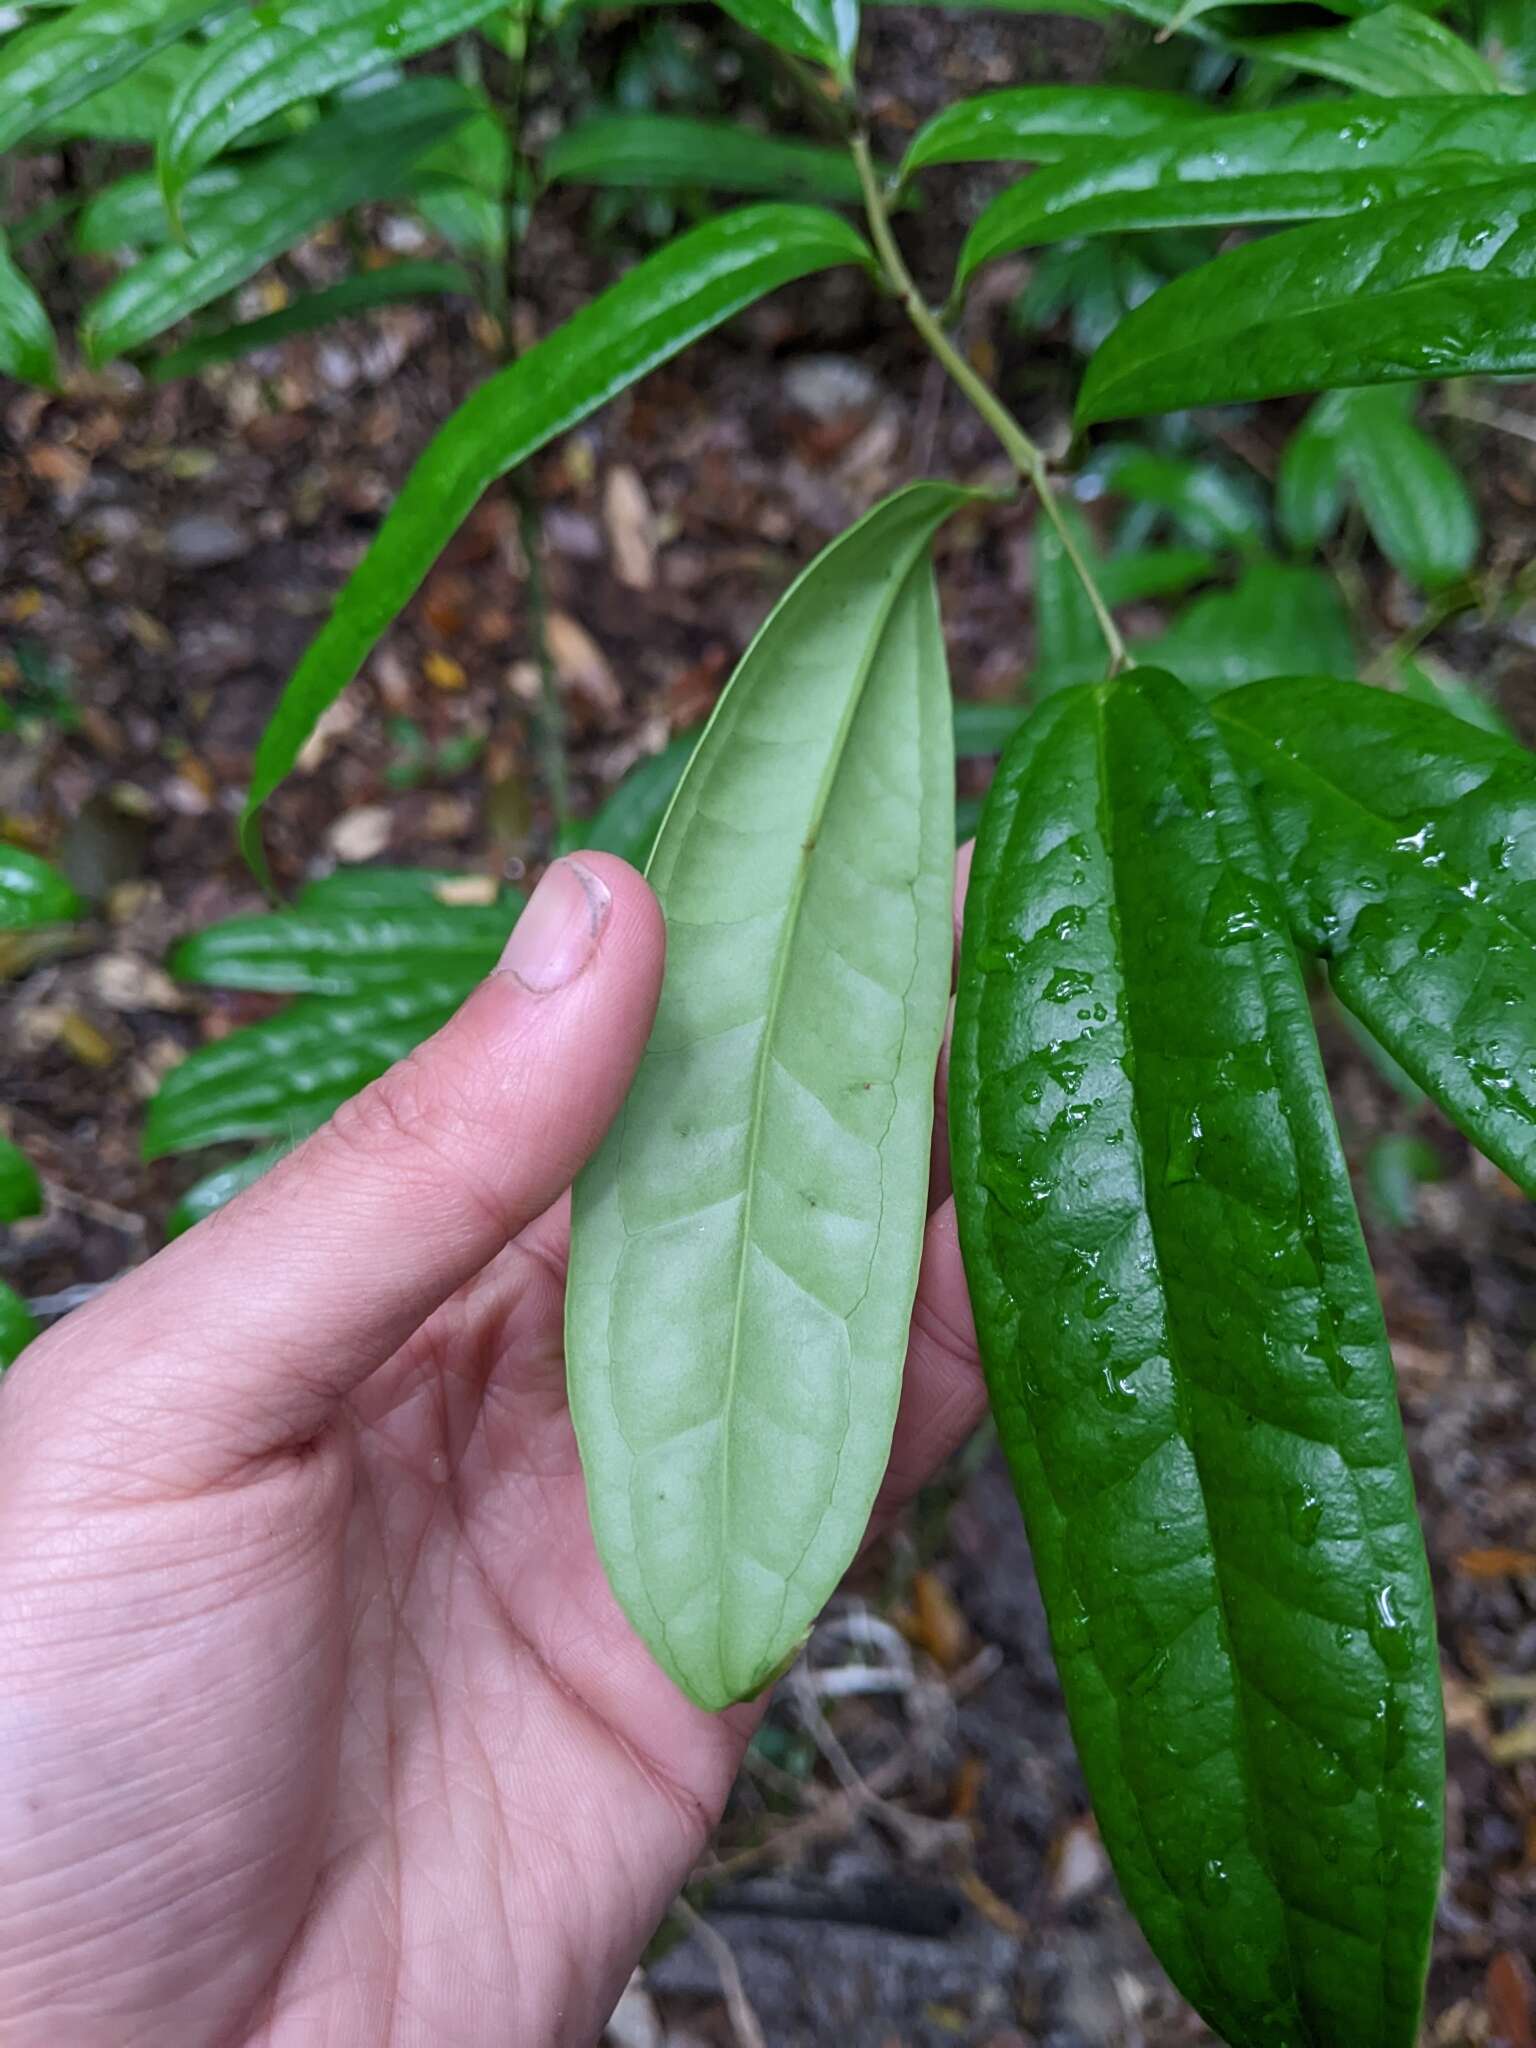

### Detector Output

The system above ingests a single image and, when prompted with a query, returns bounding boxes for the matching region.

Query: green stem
[850,130,1128,677]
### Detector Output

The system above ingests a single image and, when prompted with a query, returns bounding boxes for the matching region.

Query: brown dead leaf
[58,1010,118,1067]
[424,651,467,692]
[898,1569,971,1672]
[1456,1549,1536,1580]
[546,612,621,716]
[327,805,392,863]
[948,1753,984,1822]
[1049,1815,1109,1905]
[423,571,472,638]
[27,442,89,495]
[92,955,186,1013]
[1488,1951,1535,2048]
[604,464,657,590]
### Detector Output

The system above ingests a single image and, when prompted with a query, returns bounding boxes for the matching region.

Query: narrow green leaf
[1217,674,1536,1195]
[954,701,1028,756]
[1136,562,1354,693]
[1096,544,1217,605]
[0,846,84,930]
[83,79,473,363]
[165,1140,294,1234]
[241,204,874,874]
[0,1281,39,1369]
[75,164,242,252]
[144,984,464,1156]
[544,114,863,203]
[32,40,194,141]
[567,483,964,1710]
[956,96,1533,285]
[1395,652,1512,738]
[1085,443,1267,554]
[1331,387,1480,587]
[1241,5,1502,95]
[1277,403,1351,553]
[294,864,513,911]
[952,667,1442,2048]
[709,0,858,75]
[0,237,57,388]
[900,85,1194,179]
[157,0,502,215]
[171,895,519,995]
[1036,498,1108,696]
[149,262,473,380]
[0,1137,43,1224]
[1078,177,1536,423]
[0,0,221,154]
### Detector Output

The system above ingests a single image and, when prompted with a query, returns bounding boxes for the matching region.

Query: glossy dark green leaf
[1331,388,1480,588]
[567,484,963,1711]
[952,666,1442,2048]
[956,96,1532,285]
[1137,562,1354,694]
[1241,5,1501,95]
[144,984,463,1156]
[241,204,873,874]
[295,864,509,911]
[0,1137,43,1224]
[0,237,57,388]
[0,845,84,930]
[1077,177,1536,424]
[0,1282,39,1369]
[83,80,474,363]
[32,41,193,141]
[709,0,858,76]
[157,0,502,215]
[171,893,520,996]
[1216,675,1536,1196]
[544,114,863,202]
[149,262,474,380]
[75,164,241,252]
[899,85,1194,179]
[165,1141,293,1234]
[0,0,220,154]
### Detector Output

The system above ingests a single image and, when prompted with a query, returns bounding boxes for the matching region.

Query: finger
[928,839,975,1213]
[9,855,664,1472]
[875,1196,985,1524]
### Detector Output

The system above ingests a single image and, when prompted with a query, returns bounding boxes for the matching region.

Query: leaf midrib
[710,544,931,1701]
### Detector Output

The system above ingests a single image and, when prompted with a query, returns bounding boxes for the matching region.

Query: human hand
[0,851,985,2048]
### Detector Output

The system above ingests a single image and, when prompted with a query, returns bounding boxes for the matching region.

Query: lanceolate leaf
[1277,405,1352,553]
[0,1282,39,1370]
[0,1137,43,1224]
[1241,4,1501,95]
[83,79,474,363]
[0,237,57,388]
[144,984,465,1156]
[899,85,1194,179]
[566,484,963,1710]
[0,846,84,930]
[240,204,874,874]
[709,0,859,76]
[1035,498,1108,696]
[0,0,221,155]
[1137,562,1354,693]
[956,96,1534,284]
[1086,443,1266,554]
[149,262,474,380]
[1395,652,1511,739]
[171,891,521,995]
[157,0,502,216]
[1215,675,1536,1195]
[1077,177,1536,423]
[1330,387,1479,588]
[75,164,242,252]
[544,114,863,203]
[561,729,705,868]
[952,667,1442,2048]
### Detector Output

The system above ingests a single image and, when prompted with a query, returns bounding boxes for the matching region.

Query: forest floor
[3,7,1535,2044]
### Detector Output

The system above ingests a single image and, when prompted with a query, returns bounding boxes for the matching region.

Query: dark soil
[3,7,1535,2044]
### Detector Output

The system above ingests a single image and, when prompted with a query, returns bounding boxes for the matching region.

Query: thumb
[6,855,664,1475]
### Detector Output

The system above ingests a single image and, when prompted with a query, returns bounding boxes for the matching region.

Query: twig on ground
[670,1897,770,2048]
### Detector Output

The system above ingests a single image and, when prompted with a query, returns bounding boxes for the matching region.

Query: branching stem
[850,130,1128,676]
